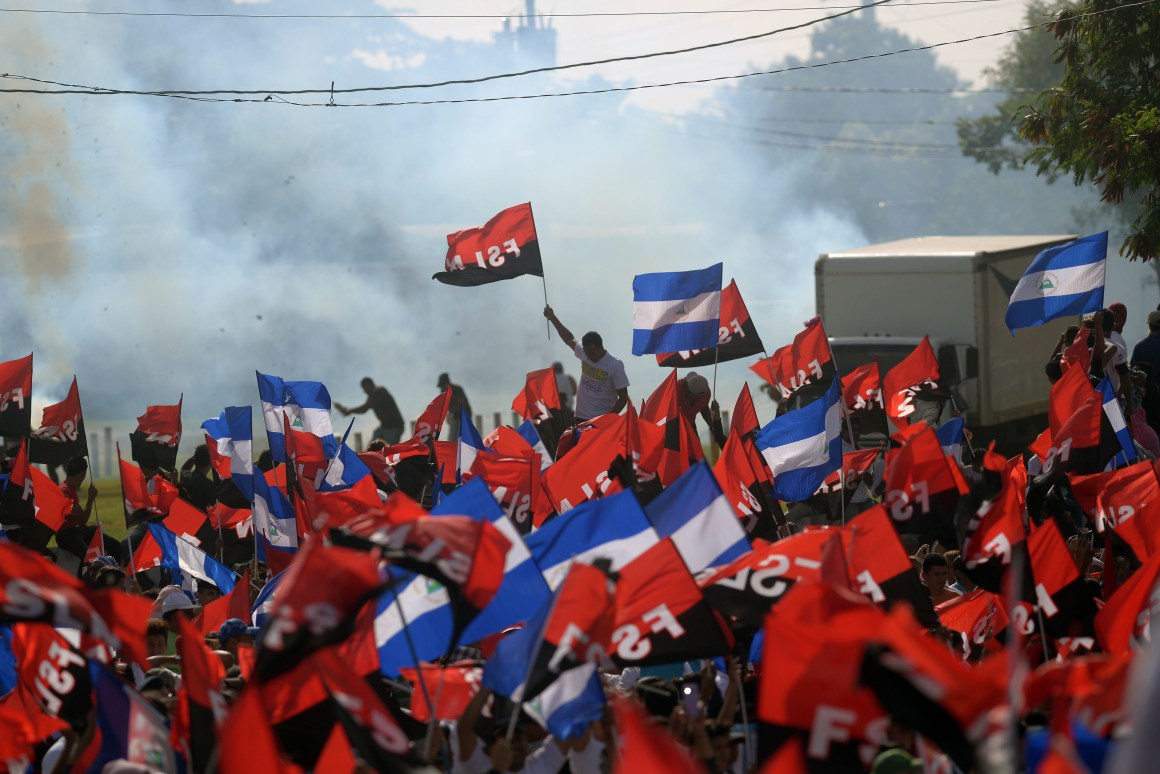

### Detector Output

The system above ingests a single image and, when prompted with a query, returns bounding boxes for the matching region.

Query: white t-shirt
[573,344,630,420]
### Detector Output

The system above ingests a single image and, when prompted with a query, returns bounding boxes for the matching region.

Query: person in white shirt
[544,307,630,422]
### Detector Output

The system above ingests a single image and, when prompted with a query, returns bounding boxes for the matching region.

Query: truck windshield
[829,343,918,375]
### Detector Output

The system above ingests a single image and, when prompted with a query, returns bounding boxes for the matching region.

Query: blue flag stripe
[631,263,723,302]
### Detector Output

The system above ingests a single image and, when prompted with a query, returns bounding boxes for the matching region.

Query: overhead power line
[0,0,1150,108]
[1,0,895,97]
[0,0,1014,19]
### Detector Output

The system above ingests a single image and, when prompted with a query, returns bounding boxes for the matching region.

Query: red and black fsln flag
[29,376,87,465]
[433,203,543,287]
[0,353,32,439]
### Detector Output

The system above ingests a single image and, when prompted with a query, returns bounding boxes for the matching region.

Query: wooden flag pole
[528,201,551,341]
[542,276,551,341]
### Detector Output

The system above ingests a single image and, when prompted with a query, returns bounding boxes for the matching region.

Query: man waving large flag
[1005,232,1107,334]
[632,263,722,355]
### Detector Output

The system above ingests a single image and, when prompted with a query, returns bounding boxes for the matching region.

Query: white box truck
[816,235,1077,452]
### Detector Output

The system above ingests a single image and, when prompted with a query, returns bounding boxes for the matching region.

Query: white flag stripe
[374,576,450,645]
[761,426,830,476]
[541,529,659,590]
[632,290,722,329]
[1009,261,1105,305]
[175,536,214,586]
[669,494,747,573]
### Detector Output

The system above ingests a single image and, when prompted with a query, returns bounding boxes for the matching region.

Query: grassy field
[88,479,129,541]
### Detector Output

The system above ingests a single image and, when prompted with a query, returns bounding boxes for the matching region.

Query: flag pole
[422,665,450,762]
[712,337,721,402]
[542,276,551,342]
[506,564,570,742]
[86,461,104,558]
[528,201,550,342]
[383,565,438,739]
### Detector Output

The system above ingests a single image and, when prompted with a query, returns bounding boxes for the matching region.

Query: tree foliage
[956,0,1071,175]
[1019,0,1160,261]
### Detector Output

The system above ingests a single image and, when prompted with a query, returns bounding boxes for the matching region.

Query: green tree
[956,0,1071,175]
[1020,0,1160,261]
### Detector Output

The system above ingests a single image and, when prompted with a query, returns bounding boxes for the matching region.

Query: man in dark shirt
[1132,309,1160,374]
[335,377,404,444]
[437,372,471,440]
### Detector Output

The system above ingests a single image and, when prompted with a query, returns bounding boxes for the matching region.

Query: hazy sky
[2,0,1152,457]
[376,0,1034,113]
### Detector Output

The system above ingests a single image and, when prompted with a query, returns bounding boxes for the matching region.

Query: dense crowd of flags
[0,216,1149,772]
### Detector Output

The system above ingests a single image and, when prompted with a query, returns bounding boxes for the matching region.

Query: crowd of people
[3,299,1160,774]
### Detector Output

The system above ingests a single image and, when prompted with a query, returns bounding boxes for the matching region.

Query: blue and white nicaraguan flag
[1005,232,1108,335]
[631,264,723,355]
[754,375,842,503]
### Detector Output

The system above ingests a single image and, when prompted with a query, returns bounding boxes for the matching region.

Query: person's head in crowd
[63,456,88,487]
[139,668,178,713]
[360,377,376,395]
[366,438,388,452]
[1097,308,1114,335]
[93,565,127,589]
[256,450,274,473]
[951,555,976,592]
[1045,355,1063,385]
[1148,310,1160,335]
[552,361,564,375]
[634,676,679,718]
[942,549,961,577]
[198,583,222,605]
[216,618,259,657]
[437,372,452,390]
[191,444,210,472]
[683,372,710,401]
[580,331,606,362]
[160,589,200,631]
[145,618,169,658]
[1063,325,1080,346]
[83,555,119,586]
[872,746,922,773]
[1109,302,1127,333]
[921,553,950,592]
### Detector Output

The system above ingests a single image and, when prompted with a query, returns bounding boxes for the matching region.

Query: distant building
[494,0,557,69]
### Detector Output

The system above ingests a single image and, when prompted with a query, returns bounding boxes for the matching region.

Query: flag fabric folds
[434,202,544,287]
[144,523,237,594]
[754,375,842,503]
[0,353,32,438]
[512,367,561,422]
[130,396,183,471]
[882,337,940,423]
[643,461,750,573]
[631,263,723,355]
[28,376,87,465]
[656,279,765,367]
[1005,232,1108,334]
[256,372,337,463]
[525,488,659,590]
[201,406,255,501]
